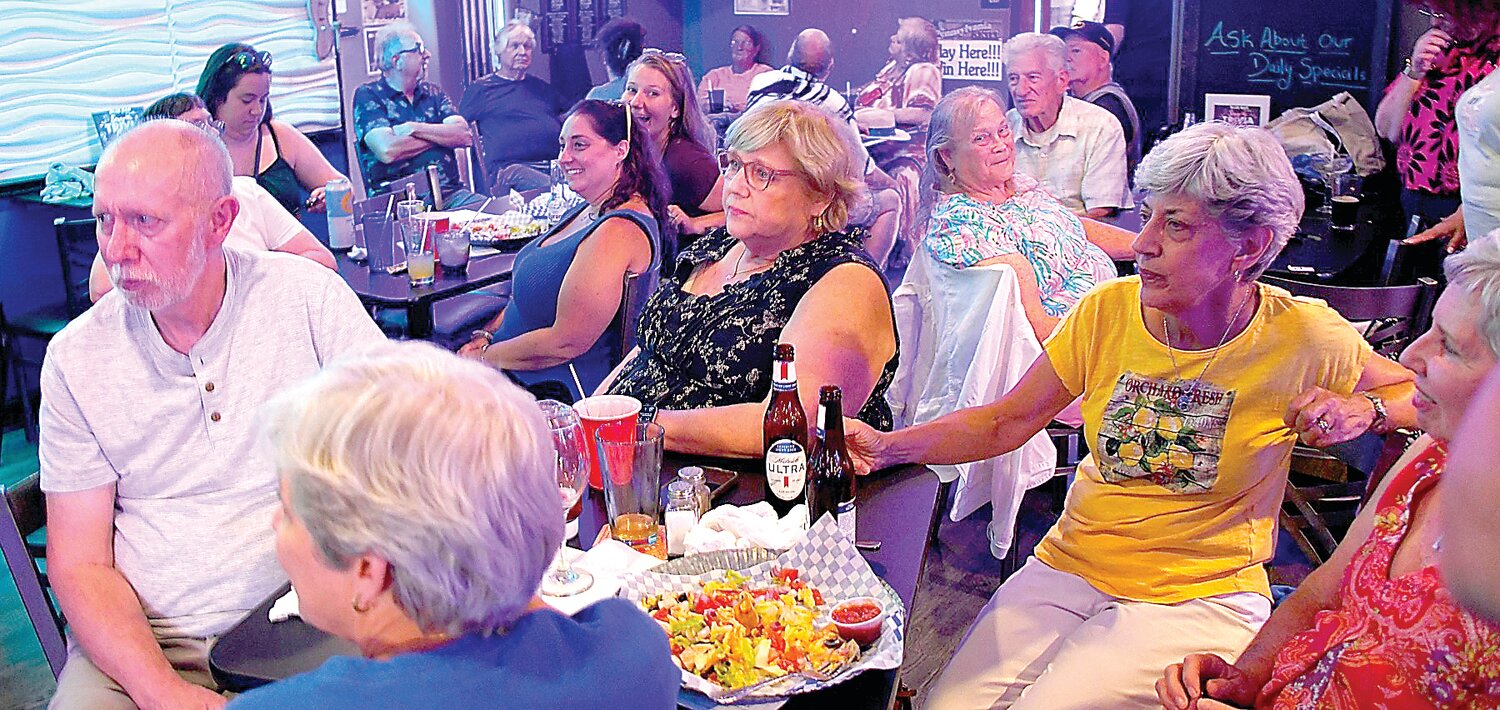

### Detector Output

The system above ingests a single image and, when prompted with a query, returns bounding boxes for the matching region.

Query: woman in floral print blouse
[918,87,1116,340]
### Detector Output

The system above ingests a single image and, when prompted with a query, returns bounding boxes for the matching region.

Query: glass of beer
[404,220,435,287]
[1330,174,1362,230]
[597,421,666,558]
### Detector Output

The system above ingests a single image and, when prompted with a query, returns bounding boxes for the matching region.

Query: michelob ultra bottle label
[835,499,857,540]
[766,439,807,501]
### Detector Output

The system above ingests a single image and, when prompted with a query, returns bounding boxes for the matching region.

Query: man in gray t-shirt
[40,120,385,709]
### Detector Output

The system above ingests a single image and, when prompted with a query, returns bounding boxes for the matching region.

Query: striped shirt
[746,65,855,126]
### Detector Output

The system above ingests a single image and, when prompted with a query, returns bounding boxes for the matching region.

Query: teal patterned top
[923,175,1116,317]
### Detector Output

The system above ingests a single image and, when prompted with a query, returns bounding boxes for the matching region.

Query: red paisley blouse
[1258,440,1500,709]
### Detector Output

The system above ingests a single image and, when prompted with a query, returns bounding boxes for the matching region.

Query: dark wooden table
[209,459,940,710]
[336,248,516,339]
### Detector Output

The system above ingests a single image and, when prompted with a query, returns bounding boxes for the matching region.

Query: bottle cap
[677,466,705,483]
[666,480,695,500]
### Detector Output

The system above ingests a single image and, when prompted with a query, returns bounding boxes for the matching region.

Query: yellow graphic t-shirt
[1036,278,1371,603]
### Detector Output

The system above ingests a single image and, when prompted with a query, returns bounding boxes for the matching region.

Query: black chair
[1260,274,1440,359]
[0,472,67,678]
[3,218,99,441]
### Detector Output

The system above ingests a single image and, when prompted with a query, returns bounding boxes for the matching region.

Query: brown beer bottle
[763,343,809,518]
[807,385,856,539]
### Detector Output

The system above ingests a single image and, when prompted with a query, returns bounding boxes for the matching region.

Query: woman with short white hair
[227,341,679,709]
[846,122,1418,708]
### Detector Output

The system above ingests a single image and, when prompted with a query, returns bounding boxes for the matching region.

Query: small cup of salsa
[831,596,886,646]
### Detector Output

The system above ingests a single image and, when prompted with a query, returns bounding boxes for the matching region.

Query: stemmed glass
[538,400,594,597]
[1308,152,1354,217]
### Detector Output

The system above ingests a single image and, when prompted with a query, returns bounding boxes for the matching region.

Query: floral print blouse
[1391,39,1500,196]
[607,228,897,430]
[923,175,1117,318]
[1258,440,1500,708]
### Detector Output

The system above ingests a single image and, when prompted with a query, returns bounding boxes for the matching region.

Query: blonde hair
[627,52,716,152]
[726,100,866,234]
[260,341,560,637]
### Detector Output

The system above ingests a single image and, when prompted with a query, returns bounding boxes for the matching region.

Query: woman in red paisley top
[1156,236,1500,710]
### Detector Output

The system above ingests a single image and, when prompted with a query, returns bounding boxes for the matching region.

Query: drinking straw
[568,363,587,401]
[420,218,431,251]
[384,194,395,221]
[461,197,495,231]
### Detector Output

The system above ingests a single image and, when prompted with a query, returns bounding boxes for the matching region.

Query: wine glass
[1308,152,1354,217]
[538,400,594,597]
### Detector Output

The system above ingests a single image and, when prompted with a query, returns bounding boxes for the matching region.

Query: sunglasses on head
[641,47,687,65]
[228,49,272,71]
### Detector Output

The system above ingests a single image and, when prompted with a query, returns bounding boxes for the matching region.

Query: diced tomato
[811,589,824,605]
[652,608,670,622]
[774,568,799,583]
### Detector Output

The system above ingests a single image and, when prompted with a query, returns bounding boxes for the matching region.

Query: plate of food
[618,517,905,704]
[459,210,547,249]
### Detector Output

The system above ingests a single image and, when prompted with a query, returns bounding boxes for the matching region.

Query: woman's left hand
[1285,386,1376,447]
[668,205,703,235]
[305,186,328,213]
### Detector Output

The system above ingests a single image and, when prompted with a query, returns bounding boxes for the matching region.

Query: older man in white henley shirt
[40,120,386,709]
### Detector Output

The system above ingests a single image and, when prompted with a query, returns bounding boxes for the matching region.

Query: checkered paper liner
[616,515,906,702]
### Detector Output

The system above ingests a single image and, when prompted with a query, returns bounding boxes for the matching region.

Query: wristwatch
[1360,392,1390,433]
[470,329,494,342]
[1402,57,1425,81]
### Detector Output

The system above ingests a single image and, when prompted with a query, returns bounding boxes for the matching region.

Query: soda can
[325,178,355,251]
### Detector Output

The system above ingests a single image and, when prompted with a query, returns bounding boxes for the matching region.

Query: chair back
[1260,275,1439,358]
[466,122,491,196]
[0,472,67,678]
[616,270,651,357]
[53,218,99,319]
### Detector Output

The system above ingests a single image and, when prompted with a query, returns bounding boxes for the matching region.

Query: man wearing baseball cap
[1051,20,1142,176]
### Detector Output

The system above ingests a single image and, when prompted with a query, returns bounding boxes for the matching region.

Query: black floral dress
[608,228,897,430]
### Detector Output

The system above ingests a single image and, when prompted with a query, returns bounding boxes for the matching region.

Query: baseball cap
[1049,20,1115,56]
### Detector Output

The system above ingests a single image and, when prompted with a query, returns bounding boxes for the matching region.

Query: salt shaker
[664,481,699,556]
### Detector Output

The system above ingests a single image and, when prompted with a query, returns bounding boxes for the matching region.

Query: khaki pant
[49,635,221,710]
[927,558,1270,710]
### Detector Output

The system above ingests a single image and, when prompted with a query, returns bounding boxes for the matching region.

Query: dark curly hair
[566,99,674,262]
[196,42,273,124]
[597,18,645,78]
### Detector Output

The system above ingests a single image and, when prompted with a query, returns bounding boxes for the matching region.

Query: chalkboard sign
[1180,0,1395,118]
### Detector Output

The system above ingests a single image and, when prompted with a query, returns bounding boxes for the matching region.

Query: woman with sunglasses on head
[196,42,347,216]
[624,50,726,241]
[458,100,668,402]
[600,100,898,457]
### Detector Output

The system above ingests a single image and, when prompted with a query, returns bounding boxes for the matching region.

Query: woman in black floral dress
[604,100,899,456]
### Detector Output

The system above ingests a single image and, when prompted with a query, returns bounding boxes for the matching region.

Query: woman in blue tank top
[458,100,670,401]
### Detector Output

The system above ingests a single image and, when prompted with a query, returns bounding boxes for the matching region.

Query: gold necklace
[730,246,775,280]
[1162,289,1253,410]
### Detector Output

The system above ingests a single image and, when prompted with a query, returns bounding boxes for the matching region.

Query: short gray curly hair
[261,341,560,637]
[1446,232,1500,356]
[1134,121,1305,280]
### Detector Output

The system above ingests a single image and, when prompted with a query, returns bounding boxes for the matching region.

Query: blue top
[227,599,679,710]
[496,204,659,400]
[352,78,463,196]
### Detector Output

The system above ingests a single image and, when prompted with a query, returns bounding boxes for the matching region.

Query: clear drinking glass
[538,400,594,597]
[1308,153,1354,217]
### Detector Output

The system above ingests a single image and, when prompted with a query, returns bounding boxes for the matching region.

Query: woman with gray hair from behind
[845,122,1417,709]
[227,341,679,710]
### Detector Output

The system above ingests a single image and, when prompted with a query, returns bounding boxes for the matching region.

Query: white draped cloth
[886,253,1057,558]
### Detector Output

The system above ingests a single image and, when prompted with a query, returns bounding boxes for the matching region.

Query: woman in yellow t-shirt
[847,122,1419,710]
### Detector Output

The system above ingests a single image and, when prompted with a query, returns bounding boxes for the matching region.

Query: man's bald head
[99,120,234,206]
[788,29,834,79]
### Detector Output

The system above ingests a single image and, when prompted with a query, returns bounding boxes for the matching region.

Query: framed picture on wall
[1204,93,1272,127]
[364,28,382,77]
[735,0,789,15]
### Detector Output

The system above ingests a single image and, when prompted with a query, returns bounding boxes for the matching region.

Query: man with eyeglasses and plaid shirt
[354,21,478,203]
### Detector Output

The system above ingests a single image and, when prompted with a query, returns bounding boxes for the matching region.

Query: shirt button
[210,412,222,422]
[205,382,215,393]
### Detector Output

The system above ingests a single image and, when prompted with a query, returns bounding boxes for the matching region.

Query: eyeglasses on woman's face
[229,50,272,71]
[718,151,798,191]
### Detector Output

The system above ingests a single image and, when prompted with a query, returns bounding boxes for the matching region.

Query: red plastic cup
[574,395,641,489]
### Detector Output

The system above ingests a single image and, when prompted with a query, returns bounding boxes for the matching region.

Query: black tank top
[255,124,304,216]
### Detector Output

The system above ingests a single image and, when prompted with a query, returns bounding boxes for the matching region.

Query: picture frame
[364,28,382,77]
[1204,93,1272,127]
[734,0,789,16]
